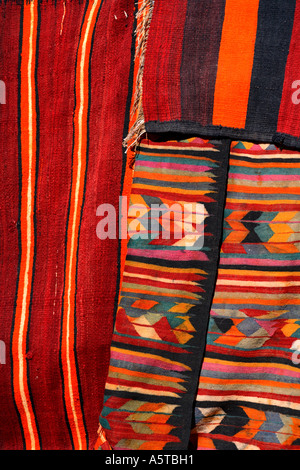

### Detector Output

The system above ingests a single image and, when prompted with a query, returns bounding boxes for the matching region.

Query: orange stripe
[213,0,259,128]
[61,0,102,450]
[12,0,40,450]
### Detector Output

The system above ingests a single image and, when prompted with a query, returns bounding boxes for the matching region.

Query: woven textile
[0,0,135,450]
[99,137,230,450]
[98,138,300,450]
[190,141,300,450]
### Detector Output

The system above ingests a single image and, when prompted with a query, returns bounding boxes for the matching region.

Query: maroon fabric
[143,1,188,122]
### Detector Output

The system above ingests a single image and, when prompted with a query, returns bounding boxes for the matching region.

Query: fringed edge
[123,0,154,152]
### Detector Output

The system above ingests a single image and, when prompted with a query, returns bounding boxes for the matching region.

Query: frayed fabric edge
[95,424,112,450]
[123,0,154,153]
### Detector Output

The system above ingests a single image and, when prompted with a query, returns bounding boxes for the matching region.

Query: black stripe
[10,1,26,450]
[126,253,211,270]
[246,0,296,133]
[229,155,300,164]
[138,146,220,157]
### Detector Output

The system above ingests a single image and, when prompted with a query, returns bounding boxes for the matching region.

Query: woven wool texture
[99,138,300,450]
[0,0,136,450]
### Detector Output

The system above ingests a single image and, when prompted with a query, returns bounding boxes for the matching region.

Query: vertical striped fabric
[0,0,136,450]
[141,0,300,151]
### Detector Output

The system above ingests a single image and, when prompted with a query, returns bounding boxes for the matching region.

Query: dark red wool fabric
[0,0,135,450]
[143,0,300,150]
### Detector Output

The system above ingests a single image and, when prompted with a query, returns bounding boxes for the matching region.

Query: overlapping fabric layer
[141,0,300,150]
[99,139,300,450]
[190,142,300,450]
[99,137,230,450]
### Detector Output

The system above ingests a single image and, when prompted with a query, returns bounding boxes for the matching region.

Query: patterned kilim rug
[98,138,300,450]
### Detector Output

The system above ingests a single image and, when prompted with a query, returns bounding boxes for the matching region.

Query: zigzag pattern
[223,210,300,254]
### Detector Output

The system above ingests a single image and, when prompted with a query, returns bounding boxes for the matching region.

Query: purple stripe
[136,160,211,173]
[180,0,226,124]
[111,350,189,372]
[127,247,209,261]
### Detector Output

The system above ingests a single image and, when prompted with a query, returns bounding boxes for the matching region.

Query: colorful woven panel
[189,141,300,450]
[99,137,230,450]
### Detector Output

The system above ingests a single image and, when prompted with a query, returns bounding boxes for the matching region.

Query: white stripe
[123,271,200,286]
